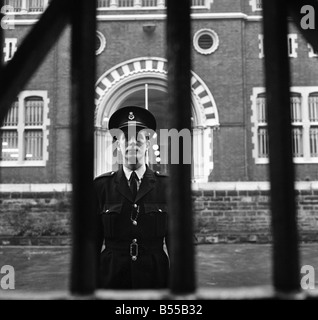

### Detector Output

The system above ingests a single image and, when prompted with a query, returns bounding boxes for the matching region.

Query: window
[4,0,48,12]
[256,93,268,159]
[4,0,22,12]
[249,0,262,12]
[142,0,158,7]
[258,34,264,59]
[96,0,210,9]
[252,87,318,163]
[28,0,45,12]
[97,0,110,8]
[308,44,318,58]
[290,93,303,158]
[0,91,50,166]
[192,0,207,7]
[308,93,318,157]
[288,34,298,58]
[258,34,298,58]
[193,29,219,55]
[0,99,19,161]
[96,31,106,56]
[117,0,134,7]
[3,38,18,62]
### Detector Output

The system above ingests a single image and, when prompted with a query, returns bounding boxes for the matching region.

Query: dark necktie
[129,171,138,200]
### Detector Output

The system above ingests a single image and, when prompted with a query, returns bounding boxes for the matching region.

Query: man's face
[117,127,149,167]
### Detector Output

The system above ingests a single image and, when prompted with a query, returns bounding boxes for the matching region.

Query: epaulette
[94,171,116,180]
[154,171,168,177]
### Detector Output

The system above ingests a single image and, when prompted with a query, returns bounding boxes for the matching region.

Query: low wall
[0,183,318,245]
[193,189,318,243]
[0,191,71,243]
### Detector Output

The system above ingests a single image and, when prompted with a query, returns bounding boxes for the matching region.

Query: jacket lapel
[135,166,156,203]
[115,168,133,202]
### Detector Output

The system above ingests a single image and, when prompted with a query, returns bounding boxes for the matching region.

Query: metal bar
[0,0,3,70]
[166,0,195,294]
[0,0,3,182]
[262,1,300,293]
[70,0,97,295]
[0,0,71,126]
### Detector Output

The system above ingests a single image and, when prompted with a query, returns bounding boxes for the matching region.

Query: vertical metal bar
[0,0,3,182]
[70,0,97,295]
[0,0,3,70]
[262,1,300,293]
[166,0,195,294]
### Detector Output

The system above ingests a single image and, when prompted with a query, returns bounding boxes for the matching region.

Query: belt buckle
[130,239,138,261]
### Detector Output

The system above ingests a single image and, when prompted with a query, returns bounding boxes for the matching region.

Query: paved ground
[0,243,318,292]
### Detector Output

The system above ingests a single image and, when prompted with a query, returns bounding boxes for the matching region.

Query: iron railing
[0,0,318,300]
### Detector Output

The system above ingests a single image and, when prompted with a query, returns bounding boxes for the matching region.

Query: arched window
[94,58,219,182]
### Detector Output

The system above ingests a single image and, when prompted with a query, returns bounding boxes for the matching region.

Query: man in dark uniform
[94,106,169,289]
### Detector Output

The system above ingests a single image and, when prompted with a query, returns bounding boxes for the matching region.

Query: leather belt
[105,239,163,261]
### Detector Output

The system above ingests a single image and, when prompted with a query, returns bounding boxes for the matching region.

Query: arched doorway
[94,57,219,182]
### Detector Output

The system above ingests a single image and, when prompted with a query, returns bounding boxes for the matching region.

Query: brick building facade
[1,0,318,242]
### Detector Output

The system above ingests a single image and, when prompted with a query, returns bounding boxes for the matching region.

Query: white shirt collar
[123,164,146,181]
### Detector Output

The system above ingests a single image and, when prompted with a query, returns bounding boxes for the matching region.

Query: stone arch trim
[94,57,219,128]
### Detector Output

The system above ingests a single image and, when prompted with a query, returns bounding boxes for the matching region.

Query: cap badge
[128,112,135,120]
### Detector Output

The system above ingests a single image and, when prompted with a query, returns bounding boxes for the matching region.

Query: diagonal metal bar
[288,0,318,52]
[70,0,97,295]
[262,1,300,294]
[0,0,71,126]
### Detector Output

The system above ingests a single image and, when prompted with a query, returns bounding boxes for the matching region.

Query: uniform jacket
[94,165,169,289]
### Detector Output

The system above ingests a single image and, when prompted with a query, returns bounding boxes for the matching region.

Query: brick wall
[0,192,71,245]
[2,10,318,184]
[193,189,318,243]
[0,188,318,245]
